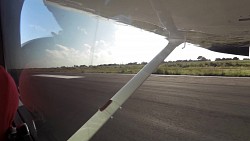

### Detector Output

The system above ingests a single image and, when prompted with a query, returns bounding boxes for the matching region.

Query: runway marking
[32,74,85,79]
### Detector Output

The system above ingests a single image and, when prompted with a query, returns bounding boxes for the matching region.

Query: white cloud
[111,25,168,64]
[77,26,88,35]
[45,44,91,67]
[28,24,46,32]
[84,43,91,48]
[88,40,115,65]
[43,41,115,67]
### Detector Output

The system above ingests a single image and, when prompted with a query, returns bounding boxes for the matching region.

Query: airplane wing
[45,0,250,56]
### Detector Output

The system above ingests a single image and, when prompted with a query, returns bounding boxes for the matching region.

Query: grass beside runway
[31,60,250,77]
[155,60,250,77]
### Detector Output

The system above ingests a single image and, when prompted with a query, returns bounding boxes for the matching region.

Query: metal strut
[68,40,183,141]
[68,1,184,140]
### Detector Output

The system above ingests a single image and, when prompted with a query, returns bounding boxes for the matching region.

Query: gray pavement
[19,72,250,141]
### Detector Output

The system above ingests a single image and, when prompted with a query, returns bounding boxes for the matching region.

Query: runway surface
[19,72,250,141]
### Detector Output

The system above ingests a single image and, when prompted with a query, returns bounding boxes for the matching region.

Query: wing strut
[68,38,183,141]
[68,2,184,139]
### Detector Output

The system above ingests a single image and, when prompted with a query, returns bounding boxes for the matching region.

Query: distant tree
[197,56,202,60]
[80,65,87,67]
[215,58,221,61]
[221,58,233,61]
[243,58,250,60]
[107,63,118,66]
[232,57,239,60]
[197,56,208,61]
[127,62,138,65]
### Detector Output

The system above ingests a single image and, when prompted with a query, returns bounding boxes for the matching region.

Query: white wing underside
[46,0,250,49]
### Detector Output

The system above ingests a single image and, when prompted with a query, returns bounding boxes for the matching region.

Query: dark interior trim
[0,11,5,67]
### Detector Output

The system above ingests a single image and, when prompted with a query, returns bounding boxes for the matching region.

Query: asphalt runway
[19,72,250,141]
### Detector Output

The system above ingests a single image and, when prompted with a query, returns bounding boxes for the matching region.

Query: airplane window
[18,0,168,140]
[4,0,249,140]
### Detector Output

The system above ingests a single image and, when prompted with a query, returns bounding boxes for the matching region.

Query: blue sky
[20,0,247,68]
[21,0,61,43]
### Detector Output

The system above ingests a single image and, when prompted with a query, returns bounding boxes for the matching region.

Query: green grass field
[155,60,250,77]
[33,60,250,77]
